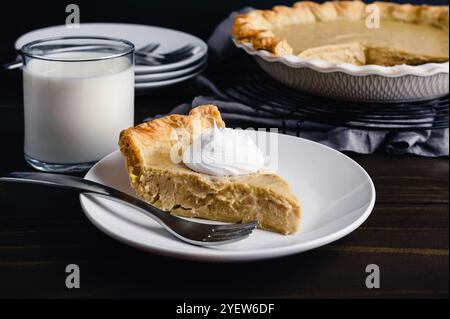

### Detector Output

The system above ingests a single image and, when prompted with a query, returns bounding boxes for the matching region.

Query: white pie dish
[234,40,449,103]
[80,132,375,262]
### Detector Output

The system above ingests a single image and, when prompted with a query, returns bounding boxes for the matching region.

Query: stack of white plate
[15,23,208,92]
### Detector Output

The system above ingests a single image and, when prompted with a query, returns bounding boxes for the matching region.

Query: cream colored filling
[126,154,301,234]
[273,20,449,61]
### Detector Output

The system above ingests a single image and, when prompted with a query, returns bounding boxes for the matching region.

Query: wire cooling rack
[210,72,449,131]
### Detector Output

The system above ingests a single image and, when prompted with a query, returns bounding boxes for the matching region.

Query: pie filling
[273,20,449,66]
[120,105,302,235]
[232,1,449,67]
[126,152,301,235]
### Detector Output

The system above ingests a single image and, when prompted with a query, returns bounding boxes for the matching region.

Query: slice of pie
[232,1,449,66]
[119,105,301,235]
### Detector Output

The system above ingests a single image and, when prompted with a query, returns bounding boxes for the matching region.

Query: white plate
[135,58,207,83]
[80,133,375,262]
[15,23,208,74]
[134,65,206,90]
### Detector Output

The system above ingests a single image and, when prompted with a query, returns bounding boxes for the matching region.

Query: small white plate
[15,23,208,74]
[80,133,375,262]
[135,58,207,83]
[134,65,206,90]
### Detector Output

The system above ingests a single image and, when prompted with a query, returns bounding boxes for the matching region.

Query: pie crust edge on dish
[232,0,449,66]
[119,105,301,235]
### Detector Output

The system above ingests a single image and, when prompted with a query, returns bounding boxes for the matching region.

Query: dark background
[0,0,446,46]
[0,0,448,299]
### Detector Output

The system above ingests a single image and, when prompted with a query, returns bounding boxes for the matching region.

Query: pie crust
[232,1,449,66]
[119,105,301,235]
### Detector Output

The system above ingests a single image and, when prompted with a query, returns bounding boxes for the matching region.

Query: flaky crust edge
[232,1,449,57]
[119,105,225,175]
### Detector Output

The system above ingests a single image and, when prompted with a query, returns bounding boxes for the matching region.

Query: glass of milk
[21,36,135,172]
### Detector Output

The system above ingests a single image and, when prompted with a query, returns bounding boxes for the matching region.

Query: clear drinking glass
[21,36,135,172]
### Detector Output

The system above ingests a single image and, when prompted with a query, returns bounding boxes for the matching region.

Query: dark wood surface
[0,74,448,299]
[0,7,448,298]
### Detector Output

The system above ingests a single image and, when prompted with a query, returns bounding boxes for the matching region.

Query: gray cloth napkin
[164,9,450,157]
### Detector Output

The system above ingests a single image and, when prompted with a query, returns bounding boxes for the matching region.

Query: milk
[23,52,134,164]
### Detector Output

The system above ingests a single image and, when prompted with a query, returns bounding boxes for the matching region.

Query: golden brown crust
[119,105,225,173]
[374,2,449,27]
[232,1,449,59]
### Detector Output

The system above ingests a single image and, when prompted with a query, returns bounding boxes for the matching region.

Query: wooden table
[0,45,448,299]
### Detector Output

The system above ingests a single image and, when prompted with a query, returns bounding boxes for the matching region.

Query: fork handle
[0,172,175,227]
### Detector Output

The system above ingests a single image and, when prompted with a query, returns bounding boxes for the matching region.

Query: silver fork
[135,44,198,66]
[0,172,257,246]
[136,43,160,54]
[136,44,195,59]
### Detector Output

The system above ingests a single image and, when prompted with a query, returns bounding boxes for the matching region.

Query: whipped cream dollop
[182,123,265,176]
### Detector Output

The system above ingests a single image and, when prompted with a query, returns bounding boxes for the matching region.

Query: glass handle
[3,59,23,70]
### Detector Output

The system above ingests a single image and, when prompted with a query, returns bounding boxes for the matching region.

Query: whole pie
[119,105,301,235]
[232,1,449,66]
